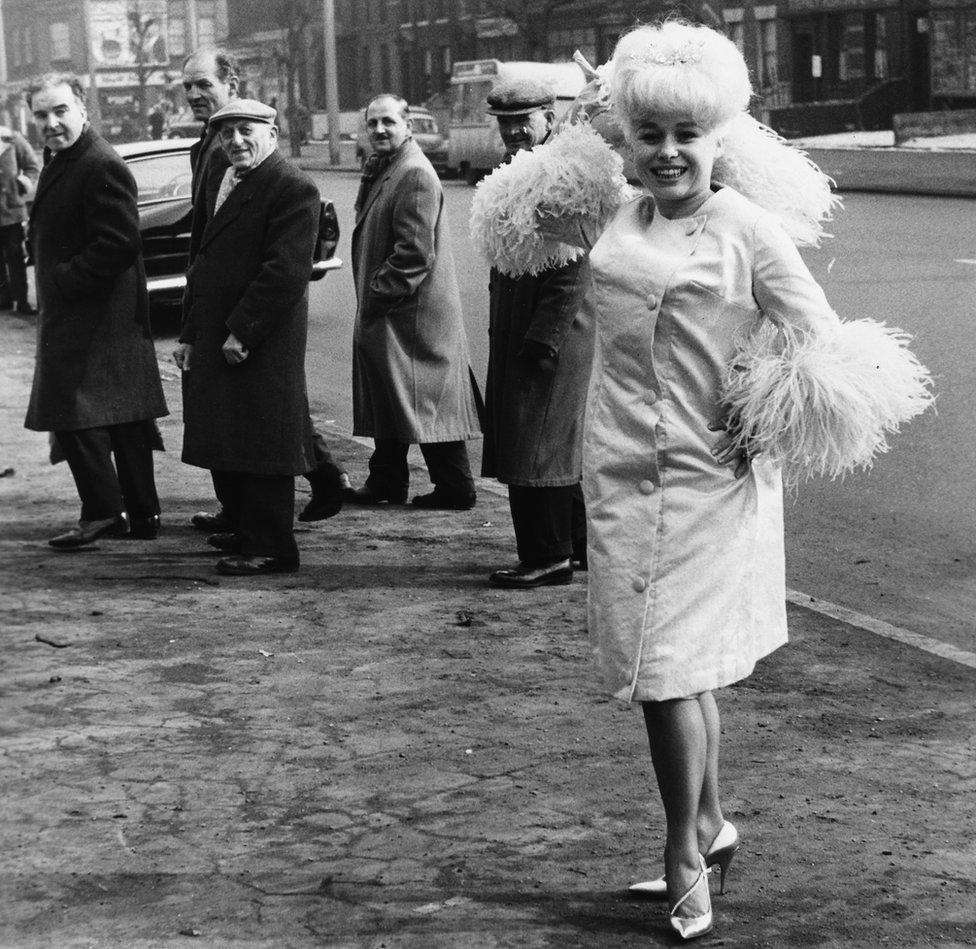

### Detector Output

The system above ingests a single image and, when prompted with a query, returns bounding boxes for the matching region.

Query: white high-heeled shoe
[669,855,713,941]
[628,820,739,899]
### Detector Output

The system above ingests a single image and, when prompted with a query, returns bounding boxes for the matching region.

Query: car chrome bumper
[146,257,343,296]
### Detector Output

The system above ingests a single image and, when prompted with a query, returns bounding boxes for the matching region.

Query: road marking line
[953,259,976,264]
[786,589,976,670]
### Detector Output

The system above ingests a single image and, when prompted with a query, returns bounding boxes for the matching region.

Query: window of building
[441,45,451,75]
[872,12,889,80]
[168,15,186,57]
[23,25,34,65]
[380,44,391,87]
[838,13,865,81]
[198,16,215,47]
[50,22,70,61]
[756,18,778,87]
[424,48,433,77]
[548,27,596,64]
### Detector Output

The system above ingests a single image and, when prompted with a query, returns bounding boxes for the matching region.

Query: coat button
[647,294,657,309]
[647,390,658,405]
[633,577,647,593]
[638,479,655,495]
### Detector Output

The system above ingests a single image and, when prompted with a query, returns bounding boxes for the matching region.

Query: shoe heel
[707,842,739,895]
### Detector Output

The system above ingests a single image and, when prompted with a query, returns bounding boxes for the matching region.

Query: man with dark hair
[178,47,346,531]
[481,78,592,588]
[25,73,168,548]
[347,93,481,510]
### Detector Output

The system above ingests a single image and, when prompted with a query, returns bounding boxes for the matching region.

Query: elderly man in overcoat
[174,99,320,576]
[180,47,346,531]
[348,93,481,510]
[481,79,593,589]
[0,122,39,314]
[24,73,168,549]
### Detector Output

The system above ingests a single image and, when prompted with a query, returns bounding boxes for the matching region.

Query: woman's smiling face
[629,113,723,218]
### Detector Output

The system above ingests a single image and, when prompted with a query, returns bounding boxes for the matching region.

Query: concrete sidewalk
[1,310,974,948]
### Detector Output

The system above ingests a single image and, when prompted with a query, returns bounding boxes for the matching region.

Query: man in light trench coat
[347,93,481,511]
[173,99,321,576]
[481,78,593,589]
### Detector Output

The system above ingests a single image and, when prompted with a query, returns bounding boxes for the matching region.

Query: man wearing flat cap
[481,77,594,589]
[179,47,347,533]
[174,99,321,575]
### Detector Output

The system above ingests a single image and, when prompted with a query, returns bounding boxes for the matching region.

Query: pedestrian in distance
[347,93,481,511]
[24,73,168,549]
[173,99,322,576]
[0,122,39,315]
[179,47,346,532]
[472,20,933,941]
[479,78,592,589]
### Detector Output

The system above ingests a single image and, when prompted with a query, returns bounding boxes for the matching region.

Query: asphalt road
[302,172,974,656]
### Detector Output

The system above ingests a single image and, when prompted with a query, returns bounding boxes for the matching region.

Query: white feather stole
[723,318,934,483]
[469,123,631,276]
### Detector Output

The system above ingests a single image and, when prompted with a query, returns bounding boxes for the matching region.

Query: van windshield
[450,79,492,125]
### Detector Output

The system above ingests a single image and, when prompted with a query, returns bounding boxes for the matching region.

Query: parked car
[115,138,341,330]
[355,105,449,176]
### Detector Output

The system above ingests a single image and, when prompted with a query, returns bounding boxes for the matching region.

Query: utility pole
[186,0,199,51]
[80,0,103,129]
[321,0,341,165]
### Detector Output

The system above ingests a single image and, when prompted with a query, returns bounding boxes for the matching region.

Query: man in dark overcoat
[348,94,481,510]
[173,99,320,576]
[180,48,347,531]
[24,73,168,549]
[481,79,594,589]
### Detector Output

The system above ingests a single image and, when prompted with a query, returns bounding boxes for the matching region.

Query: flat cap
[209,98,277,125]
[486,78,555,116]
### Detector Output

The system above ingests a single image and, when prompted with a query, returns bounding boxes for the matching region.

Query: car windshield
[411,117,437,134]
[126,152,192,203]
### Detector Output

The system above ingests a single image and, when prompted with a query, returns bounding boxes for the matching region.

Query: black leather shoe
[489,559,574,588]
[411,489,476,511]
[127,514,161,540]
[49,515,128,549]
[15,301,37,316]
[191,509,234,532]
[342,486,408,505]
[207,532,242,553]
[216,555,299,575]
[298,491,343,522]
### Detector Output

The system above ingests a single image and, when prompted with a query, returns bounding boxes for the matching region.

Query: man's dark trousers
[0,222,28,306]
[211,470,298,561]
[508,483,586,566]
[365,438,475,499]
[55,422,160,522]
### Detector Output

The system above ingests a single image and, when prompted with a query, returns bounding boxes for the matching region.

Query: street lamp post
[321,0,341,165]
[80,0,103,129]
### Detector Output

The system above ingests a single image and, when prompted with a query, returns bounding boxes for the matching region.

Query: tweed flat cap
[209,98,277,125]
[486,78,556,116]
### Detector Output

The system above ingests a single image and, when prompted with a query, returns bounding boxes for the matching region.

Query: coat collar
[197,149,285,252]
[31,126,98,218]
[354,138,420,227]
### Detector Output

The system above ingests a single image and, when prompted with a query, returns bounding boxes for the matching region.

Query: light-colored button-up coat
[583,187,839,702]
[351,139,481,443]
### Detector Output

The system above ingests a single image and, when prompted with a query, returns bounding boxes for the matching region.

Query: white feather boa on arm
[469,123,631,276]
[723,217,934,483]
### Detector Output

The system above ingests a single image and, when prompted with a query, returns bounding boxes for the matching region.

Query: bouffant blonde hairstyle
[612,21,752,135]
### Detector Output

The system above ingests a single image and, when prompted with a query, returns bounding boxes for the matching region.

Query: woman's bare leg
[642,697,711,915]
[697,690,725,852]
